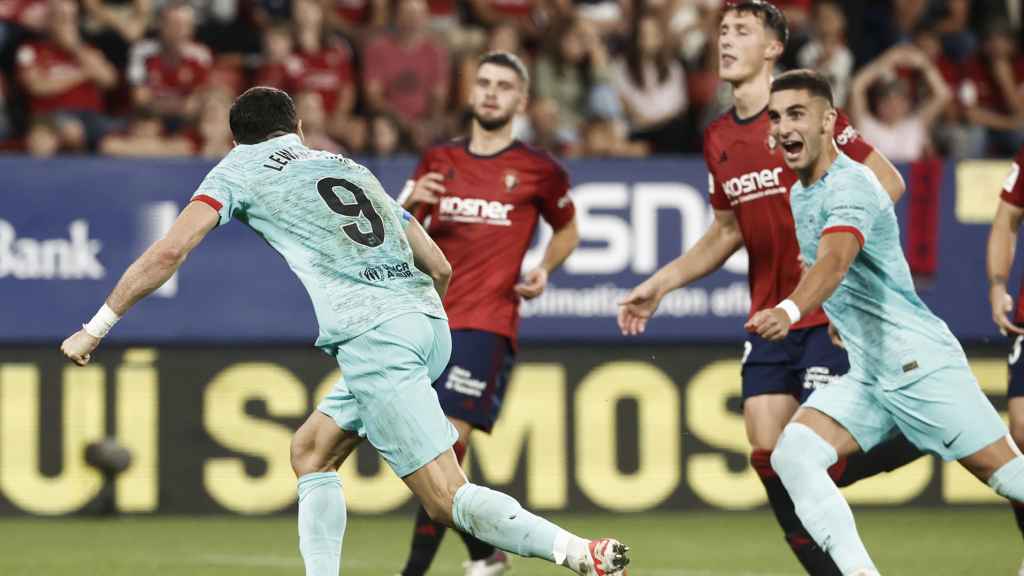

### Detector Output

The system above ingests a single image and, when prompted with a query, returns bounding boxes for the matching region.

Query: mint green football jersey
[191,134,446,351]
[789,152,965,387]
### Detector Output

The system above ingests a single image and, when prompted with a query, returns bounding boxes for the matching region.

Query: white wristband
[777,299,802,325]
[82,304,120,338]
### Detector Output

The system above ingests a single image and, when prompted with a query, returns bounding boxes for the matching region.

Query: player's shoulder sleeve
[1001,146,1024,207]
[702,121,731,210]
[833,110,874,163]
[412,146,437,180]
[190,155,247,226]
[821,164,887,248]
[538,153,575,230]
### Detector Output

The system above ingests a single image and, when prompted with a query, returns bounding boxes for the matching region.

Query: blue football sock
[451,482,577,564]
[297,472,346,576]
[989,455,1024,501]
[771,423,876,575]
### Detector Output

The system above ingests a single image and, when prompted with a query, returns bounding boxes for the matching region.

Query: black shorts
[741,324,850,403]
[1008,334,1024,398]
[433,329,515,433]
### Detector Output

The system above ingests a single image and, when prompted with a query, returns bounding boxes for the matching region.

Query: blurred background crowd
[0,0,1021,160]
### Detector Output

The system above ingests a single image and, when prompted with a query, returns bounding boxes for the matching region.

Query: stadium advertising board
[0,345,1011,516]
[0,156,1008,344]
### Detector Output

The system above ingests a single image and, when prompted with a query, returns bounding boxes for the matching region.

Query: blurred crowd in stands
[0,0,1021,159]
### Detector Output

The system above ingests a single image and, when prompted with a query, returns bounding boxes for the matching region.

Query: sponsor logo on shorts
[360,262,414,282]
[445,366,487,398]
[803,366,839,390]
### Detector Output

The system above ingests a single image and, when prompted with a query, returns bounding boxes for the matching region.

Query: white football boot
[462,550,510,576]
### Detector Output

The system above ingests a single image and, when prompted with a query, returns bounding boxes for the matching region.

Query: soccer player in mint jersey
[396,51,580,576]
[749,69,1023,576]
[59,87,626,576]
[986,143,1024,576]
[619,3,921,574]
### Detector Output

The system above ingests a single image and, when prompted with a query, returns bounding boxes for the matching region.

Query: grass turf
[0,509,1015,575]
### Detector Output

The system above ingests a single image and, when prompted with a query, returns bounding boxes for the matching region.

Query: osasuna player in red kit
[986,144,1024,576]
[620,3,921,574]
[396,51,580,576]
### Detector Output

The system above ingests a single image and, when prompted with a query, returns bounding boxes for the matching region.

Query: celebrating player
[748,68,1023,576]
[59,87,626,576]
[986,143,1024,574]
[619,3,920,574]
[394,51,580,576]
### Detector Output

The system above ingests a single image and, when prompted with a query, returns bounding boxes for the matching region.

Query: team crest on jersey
[503,170,519,192]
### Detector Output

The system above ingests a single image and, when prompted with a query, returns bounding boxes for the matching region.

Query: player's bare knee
[422,491,456,526]
[290,430,324,477]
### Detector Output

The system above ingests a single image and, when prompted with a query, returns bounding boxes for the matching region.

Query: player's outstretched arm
[746,232,860,341]
[987,200,1024,336]
[515,217,580,300]
[618,209,742,335]
[404,215,452,298]
[60,202,219,366]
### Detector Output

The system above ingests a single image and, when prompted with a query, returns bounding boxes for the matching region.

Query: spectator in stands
[525,96,574,156]
[188,86,233,157]
[98,106,193,156]
[612,9,687,154]
[796,1,853,107]
[368,113,402,156]
[296,90,342,153]
[16,0,119,152]
[571,0,628,39]
[294,0,357,141]
[959,21,1024,156]
[0,74,12,143]
[322,0,389,40]
[363,0,450,150]
[468,0,543,39]
[1,0,48,58]
[912,22,970,157]
[534,17,616,145]
[127,2,212,131]
[25,115,59,156]
[80,0,153,68]
[254,24,300,89]
[933,0,975,61]
[849,44,952,163]
[581,116,650,157]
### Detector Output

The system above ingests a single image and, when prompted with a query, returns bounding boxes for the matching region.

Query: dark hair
[626,9,672,88]
[229,86,298,145]
[478,51,530,87]
[723,1,789,47]
[771,69,834,107]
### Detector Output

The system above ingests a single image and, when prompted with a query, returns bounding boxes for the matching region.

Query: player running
[59,87,627,576]
[749,69,1023,576]
[986,143,1024,575]
[618,3,919,574]
[393,52,580,576]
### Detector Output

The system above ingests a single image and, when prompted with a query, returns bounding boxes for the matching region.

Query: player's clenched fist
[514,267,548,300]
[403,172,446,209]
[61,329,101,366]
[745,308,791,341]
[618,282,661,336]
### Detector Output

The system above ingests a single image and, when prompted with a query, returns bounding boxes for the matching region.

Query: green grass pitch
[0,509,1016,575]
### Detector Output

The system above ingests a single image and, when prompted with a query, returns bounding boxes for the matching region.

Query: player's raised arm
[618,208,743,335]
[988,200,1024,336]
[60,201,219,365]
[403,212,452,298]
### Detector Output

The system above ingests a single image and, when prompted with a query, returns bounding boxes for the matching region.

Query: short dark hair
[724,1,789,47]
[478,51,530,87]
[229,86,298,145]
[771,69,834,108]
